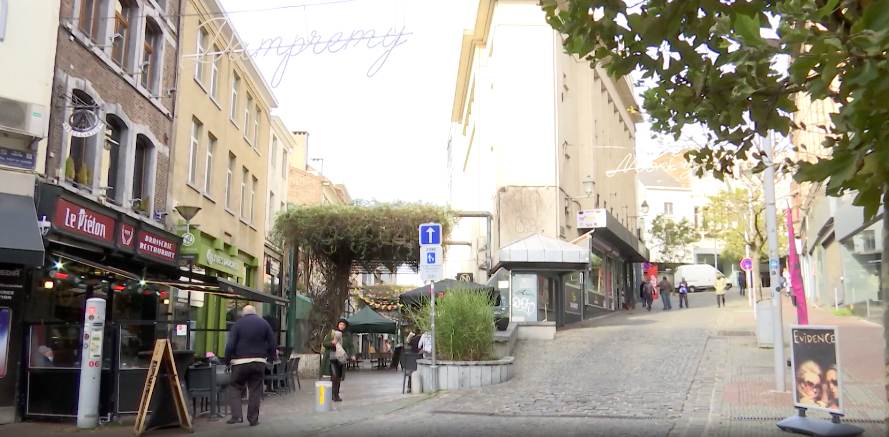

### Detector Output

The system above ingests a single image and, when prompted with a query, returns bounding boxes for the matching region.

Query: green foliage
[65,157,75,179]
[705,188,788,260]
[75,164,90,185]
[273,200,456,351]
[648,214,700,263]
[833,307,854,317]
[540,0,889,220]
[403,289,495,361]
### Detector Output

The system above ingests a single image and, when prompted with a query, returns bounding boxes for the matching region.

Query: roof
[499,233,590,264]
[638,168,686,188]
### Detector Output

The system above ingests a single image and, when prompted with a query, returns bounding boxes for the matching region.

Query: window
[270,135,277,169]
[253,107,260,146]
[66,91,95,184]
[230,73,240,121]
[195,28,207,83]
[210,46,220,99]
[141,22,158,90]
[240,167,248,218]
[188,120,201,184]
[281,150,288,179]
[244,95,253,141]
[102,116,123,201]
[111,0,132,67]
[79,0,101,41]
[225,153,235,209]
[664,202,674,215]
[133,136,150,201]
[204,134,216,194]
[268,193,275,230]
[251,176,258,222]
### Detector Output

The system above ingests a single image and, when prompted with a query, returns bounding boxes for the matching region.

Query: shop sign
[119,223,136,249]
[137,230,178,263]
[54,199,114,243]
[266,258,280,275]
[176,229,200,261]
[201,249,243,277]
[577,209,607,229]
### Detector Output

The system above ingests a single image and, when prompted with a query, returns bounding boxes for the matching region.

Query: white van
[674,264,727,292]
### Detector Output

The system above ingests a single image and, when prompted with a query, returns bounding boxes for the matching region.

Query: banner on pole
[786,202,809,324]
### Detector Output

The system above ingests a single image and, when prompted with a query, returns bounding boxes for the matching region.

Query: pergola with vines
[272,200,455,350]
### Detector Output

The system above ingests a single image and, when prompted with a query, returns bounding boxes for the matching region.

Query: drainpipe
[453,211,493,275]
[165,0,185,222]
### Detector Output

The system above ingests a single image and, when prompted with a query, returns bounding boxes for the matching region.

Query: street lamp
[641,200,649,215]
[174,205,201,348]
[628,200,650,239]
[568,175,596,199]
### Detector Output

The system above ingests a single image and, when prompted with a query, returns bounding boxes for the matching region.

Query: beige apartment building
[169,0,279,354]
[445,0,649,328]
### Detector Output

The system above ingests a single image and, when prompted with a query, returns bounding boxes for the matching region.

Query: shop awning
[574,210,650,262]
[499,233,591,264]
[217,277,289,306]
[0,193,45,267]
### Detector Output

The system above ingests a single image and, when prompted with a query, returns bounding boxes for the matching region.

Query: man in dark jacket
[658,276,673,310]
[224,305,277,427]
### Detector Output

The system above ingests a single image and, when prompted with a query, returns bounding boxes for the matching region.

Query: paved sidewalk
[705,293,887,436]
[2,370,427,437]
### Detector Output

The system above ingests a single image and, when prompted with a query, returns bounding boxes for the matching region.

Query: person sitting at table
[380,337,391,353]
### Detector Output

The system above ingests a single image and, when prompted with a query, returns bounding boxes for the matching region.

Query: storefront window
[586,248,606,308]
[26,281,88,324]
[485,268,511,317]
[564,272,582,314]
[28,325,111,369]
[840,220,883,312]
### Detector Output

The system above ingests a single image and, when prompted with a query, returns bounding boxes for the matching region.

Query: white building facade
[446,0,650,326]
[636,169,695,264]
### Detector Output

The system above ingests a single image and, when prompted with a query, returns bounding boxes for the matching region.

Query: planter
[296,353,321,378]
[416,356,514,393]
[494,317,509,331]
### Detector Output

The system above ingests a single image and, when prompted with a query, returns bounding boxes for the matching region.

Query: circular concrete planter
[416,356,515,393]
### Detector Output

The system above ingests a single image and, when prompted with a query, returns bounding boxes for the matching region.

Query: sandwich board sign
[133,339,193,436]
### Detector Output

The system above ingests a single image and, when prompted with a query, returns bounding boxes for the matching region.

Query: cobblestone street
[5,292,885,437]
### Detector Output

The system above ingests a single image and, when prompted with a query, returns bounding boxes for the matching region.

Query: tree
[648,214,700,263]
[540,0,888,411]
[273,201,456,352]
[705,185,789,298]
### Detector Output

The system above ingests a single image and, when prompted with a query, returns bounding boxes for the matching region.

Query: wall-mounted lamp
[641,200,650,215]
[568,175,596,200]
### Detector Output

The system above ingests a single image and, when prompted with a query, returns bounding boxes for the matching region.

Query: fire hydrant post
[314,380,332,412]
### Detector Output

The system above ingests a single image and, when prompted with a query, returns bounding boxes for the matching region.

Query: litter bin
[314,380,332,412]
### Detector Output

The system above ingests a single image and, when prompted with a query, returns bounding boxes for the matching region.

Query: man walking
[224,305,278,427]
[642,279,654,312]
[738,271,747,296]
[658,276,673,310]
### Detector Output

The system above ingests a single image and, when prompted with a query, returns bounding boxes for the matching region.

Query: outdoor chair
[284,356,301,390]
[264,360,288,395]
[186,365,214,418]
[402,352,420,394]
[215,368,230,417]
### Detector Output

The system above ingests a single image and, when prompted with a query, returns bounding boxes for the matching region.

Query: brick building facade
[47,0,179,217]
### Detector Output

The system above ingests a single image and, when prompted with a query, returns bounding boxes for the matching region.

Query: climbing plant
[273,200,456,351]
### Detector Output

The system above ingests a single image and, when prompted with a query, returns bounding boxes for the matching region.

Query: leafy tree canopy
[705,187,788,260]
[648,214,701,263]
[540,0,889,219]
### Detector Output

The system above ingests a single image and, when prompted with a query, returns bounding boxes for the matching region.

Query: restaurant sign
[54,199,115,243]
[137,231,178,263]
[198,248,244,278]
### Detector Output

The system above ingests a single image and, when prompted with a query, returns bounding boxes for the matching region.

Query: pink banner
[786,201,809,324]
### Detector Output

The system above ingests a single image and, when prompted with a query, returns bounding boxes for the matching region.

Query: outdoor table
[369,352,389,369]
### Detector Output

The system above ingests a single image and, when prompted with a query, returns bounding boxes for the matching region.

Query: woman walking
[320,318,355,402]
[715,273,727,308]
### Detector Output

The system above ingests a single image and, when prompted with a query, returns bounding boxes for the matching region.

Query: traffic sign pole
[429,280,437,392]
[418,223,443,392]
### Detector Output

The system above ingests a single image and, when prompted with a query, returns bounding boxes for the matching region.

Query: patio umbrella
[399,279,500,306]
[346,306,398,334]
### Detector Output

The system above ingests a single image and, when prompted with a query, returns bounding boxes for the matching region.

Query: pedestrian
[715,273,727,308]
[418,330,433,355]
[224,305,278,427]
[642,280,654,312]
[320,318,355,402]
[640,281,647,308]
[678,277,689,309]
[738,271,747,296]
[658,276,673,310]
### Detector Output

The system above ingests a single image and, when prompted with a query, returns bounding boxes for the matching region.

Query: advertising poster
[790,325,843,414]
[0,263,25,422]
[510,274,537,322]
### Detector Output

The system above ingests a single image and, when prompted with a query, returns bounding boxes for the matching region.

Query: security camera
[140,61,150,72]
[165,87,176,96]
[111,33,123,41]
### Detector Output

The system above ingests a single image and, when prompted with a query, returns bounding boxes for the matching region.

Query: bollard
[314,380,333,412]
[411,370,422,394]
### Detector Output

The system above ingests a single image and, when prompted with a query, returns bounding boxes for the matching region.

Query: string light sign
[185,17,411,88]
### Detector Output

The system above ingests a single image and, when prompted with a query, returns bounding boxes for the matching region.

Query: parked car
[674,264,729,293]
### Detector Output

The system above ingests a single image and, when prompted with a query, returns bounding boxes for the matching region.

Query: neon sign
[605,153,695,181]
[184,18,411,88]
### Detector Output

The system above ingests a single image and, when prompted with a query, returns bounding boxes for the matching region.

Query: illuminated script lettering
[605,153,694,181]
[185,18,411,87]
